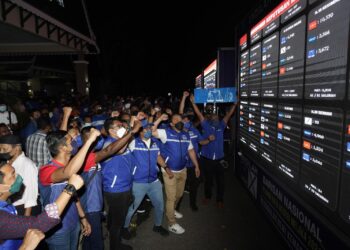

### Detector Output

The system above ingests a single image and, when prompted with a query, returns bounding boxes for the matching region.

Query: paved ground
[107,165,288,250]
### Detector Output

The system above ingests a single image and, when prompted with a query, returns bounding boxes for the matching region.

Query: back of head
[37,117,51,131]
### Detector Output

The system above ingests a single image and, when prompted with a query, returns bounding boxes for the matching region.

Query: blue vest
[101,137,134,193]
[132,137,160,183]
[186,127,202,168]
[200,120,225,160]
[160,128,190,171]
[39,162,79,234]
[80,164,103,213]
[0,201,22,250]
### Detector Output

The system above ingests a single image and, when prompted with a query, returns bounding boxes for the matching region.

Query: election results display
[195,74,203,89]
[238,0,350,236]
[203,60,217,89]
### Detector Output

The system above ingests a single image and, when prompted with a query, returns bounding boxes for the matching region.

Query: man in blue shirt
[152,114,200,234]
[190,95,237,208]
[101,117,137,250]
[179,91,213,211]
[79,121,141,250]
[123,121,172,237]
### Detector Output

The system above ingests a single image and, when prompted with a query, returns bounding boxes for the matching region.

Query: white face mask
[0,105,6,112]
[124,103,131,109]
[116,127,127,138]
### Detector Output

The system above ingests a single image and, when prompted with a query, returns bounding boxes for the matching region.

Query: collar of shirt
[12,152,25,166]
[141,138,152,148]
[0,200,9,208]
[51,159,65,167]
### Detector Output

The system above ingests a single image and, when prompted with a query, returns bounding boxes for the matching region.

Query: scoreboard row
[239,101,350,223]
[239,0,350,100]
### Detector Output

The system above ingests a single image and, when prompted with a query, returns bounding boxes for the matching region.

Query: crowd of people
[0,91,237,250]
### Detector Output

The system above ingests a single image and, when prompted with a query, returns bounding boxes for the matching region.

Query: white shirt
[12,152,38,208]
[0,111,17,125]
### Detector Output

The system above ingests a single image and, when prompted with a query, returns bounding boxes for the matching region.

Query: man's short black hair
[46,130,68,157]
[37,117,51,131]
[104,117,120,135]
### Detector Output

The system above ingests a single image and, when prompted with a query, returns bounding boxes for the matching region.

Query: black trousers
[201,157,225,202]
[187,167,200,207]
[104,190,132,250]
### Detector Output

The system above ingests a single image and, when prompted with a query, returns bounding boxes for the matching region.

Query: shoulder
[83,152,97,172]
[39,164,57,185]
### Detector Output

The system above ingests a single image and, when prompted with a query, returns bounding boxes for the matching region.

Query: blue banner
[194,87,237,104]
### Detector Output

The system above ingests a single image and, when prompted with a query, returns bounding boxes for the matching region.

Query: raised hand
[190,94,195,103]
[89,128,101,140]
[63,107,73,115]
[20,229,45,250]
[132,119,142,134]
[160,113,169,121]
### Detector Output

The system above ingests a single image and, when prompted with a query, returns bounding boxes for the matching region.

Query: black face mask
[0,152,13,161]
[174,121,184,131]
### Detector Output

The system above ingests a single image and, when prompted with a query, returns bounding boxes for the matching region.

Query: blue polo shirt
[200,120,226,160]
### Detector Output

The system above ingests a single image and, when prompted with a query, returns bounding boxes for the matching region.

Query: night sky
[86,1,261,97]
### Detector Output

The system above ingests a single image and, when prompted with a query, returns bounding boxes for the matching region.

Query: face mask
[144,130,152,139]
[0,105,6,112]
[124,103,131,109]
[116,127,127,138]
[174,121,184,131]
[0,152,13,161]
[9,175,23,194]
[183,121,192,130]
[84,122,92,127]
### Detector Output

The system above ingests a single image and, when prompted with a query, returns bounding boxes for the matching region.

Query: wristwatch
[64,184,77,195]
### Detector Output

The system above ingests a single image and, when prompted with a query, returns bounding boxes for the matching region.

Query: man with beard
[189,95,237,208]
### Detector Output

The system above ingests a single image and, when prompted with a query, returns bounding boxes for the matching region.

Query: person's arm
[0,174,84,240]
[55,174,84,215]
[222,103,238,125]
[59,107,72,131]
[189,94,205,122]
[95,120,141,163]
[148,108,156,123]
[75,200,91,236]
[51,128,101,183]
[188,148,200,178]
[157,154,174,179]
[23,162,38,216]
[199,134,216,146]
[151,114,168,137]
[152,113,168,130]
[179,91,189,115]
[19,229,45,250]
